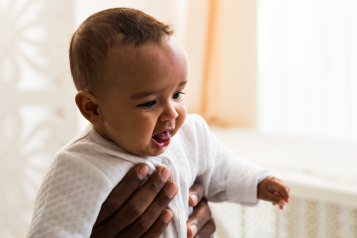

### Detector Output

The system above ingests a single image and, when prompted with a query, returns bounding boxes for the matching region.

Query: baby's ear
[75,91,102,125]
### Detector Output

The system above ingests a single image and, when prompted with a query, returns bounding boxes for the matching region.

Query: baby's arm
[257,176,290,210]
[186,114,273,205]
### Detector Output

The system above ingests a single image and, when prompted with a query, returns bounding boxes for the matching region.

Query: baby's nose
[160,102,178,121]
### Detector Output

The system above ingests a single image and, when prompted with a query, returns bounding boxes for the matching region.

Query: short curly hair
[69,8,173,97]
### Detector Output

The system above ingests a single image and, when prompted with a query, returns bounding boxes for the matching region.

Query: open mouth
[152,131,171,149]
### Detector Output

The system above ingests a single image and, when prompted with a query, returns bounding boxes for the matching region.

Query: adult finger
[189,183,206,207]
[118,182,178,238]
[91,166,170,238]
[187,199,212,238]
[94,164,149,226]
[196,218,216,238]
[140,209,173,238]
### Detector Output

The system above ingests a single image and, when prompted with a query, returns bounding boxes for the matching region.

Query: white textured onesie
[27,114,272,238]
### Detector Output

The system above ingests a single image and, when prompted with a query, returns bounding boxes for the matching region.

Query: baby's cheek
[173,107,186,136]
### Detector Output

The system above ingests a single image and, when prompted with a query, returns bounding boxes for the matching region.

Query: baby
[27,8,290,238]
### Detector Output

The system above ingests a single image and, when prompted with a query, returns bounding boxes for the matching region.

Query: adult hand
[91,164,216,238]
[91,164,177,238]
[187,184,216,238]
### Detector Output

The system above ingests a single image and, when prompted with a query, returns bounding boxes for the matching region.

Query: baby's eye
[141,100,156,108]
[173,92,184,100]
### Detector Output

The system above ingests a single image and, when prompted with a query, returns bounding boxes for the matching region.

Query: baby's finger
[263,191,282,204]
[277,178,290,193]
[270,181,290,202]
[279,199,285,210]
[272,199,285,210]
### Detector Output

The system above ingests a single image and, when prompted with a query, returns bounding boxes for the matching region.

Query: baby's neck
[93,124,113,142]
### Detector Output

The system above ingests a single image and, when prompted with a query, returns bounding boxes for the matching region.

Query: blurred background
[1,0,357,237]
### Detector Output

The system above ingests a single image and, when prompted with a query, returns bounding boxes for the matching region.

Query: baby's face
[96,37,189,156]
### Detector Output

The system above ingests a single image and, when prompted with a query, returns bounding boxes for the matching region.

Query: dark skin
[91,164,216,238]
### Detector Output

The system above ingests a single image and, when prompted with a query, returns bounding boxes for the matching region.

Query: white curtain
[257,0,357,142]
[0,0,77,237]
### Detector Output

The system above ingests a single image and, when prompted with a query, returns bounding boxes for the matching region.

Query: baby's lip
[152,128,174,137]
[151,129,173,149]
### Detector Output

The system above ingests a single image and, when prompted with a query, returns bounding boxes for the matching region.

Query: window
[257,0,357,142]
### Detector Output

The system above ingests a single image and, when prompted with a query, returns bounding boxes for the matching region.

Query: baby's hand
[257,176,290,210]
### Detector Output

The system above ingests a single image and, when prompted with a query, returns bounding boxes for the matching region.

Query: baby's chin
[145,149,167,157]
[137,131,173,156]
[138,144,169,157]
[119,132,175,157]
[122,142,169,157]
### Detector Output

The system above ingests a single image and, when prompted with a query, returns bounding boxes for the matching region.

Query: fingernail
[279,200,284,206]
[190,224,197,237]
[137,165,149,180]
[287,198,290,203]
[160,167,171,182]
[166,183,178,198]
[190,194,198,205]
[162,211,172,223]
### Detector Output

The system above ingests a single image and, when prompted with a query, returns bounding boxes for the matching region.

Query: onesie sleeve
[27,151,113,238]
[190,114,273,206]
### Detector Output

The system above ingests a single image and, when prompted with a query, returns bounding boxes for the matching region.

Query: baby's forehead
[108,37,186,75]
[103,37,189,95]
[104,42,161,82]
[108,37,171,62]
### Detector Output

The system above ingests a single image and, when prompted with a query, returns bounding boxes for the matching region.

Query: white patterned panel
[210,128,357,238]
[210,195,357,238]
[0,0,77,237]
